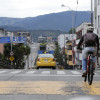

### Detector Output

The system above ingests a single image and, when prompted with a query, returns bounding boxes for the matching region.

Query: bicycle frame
[84,52,94,85]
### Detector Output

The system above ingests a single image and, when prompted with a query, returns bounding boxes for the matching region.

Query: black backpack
[84,33,97,44]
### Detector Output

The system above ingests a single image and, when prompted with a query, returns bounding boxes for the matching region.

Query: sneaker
[82,71,87,77]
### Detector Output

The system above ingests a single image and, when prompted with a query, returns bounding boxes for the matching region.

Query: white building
[94,0,100,36]
[94,0,100,66]
[58,34,69,49]
[75,22,92,66]
[7,31,14,37]
[46,42,55,52]
[0,28,7,37]
[38,36,47,43]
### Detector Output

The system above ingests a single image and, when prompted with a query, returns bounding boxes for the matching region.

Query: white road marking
[94,73,97,75]
[96,71,100,73]
[0,70,100,76]
[41,71,50,75]
[71,71,81,74]
[26,71,36,74]
[1,73,100,77]
[57,71,66,75]
[17,73,100,76]
[10,71,22,74]
[0,71,7,73]
[18,74,82,77]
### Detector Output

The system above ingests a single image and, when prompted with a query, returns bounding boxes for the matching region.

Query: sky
[0,0,91,18]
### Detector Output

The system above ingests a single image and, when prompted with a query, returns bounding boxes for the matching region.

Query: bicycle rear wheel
[88,59,94,85]
[84,73,87,82]
[88,73,93,85]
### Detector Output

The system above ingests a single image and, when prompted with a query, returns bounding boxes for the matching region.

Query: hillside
[0,11,91,32]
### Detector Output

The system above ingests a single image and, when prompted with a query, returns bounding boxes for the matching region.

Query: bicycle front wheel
[88,59,94,85]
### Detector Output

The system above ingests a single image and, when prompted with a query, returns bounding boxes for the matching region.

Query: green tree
[2,43,30,69]
[54,42,63,65]
[0,53,3,60]
[69,28,76,34]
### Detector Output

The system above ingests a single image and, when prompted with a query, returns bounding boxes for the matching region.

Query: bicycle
[84,51,95,85]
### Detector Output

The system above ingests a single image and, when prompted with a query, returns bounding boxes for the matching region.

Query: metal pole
[64,34,66,68]
[11,36,13,67]
[71,10,75,69]
[61,4,75,68]
[91,0,93,26]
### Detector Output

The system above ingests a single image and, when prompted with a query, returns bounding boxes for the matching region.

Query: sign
[38,50,43,54]
[9,56,14,61]
[10,52,14,56]
[0,37,26,43]
[0,37,10,43]
[49,50,54,54]
[13,37,26,43]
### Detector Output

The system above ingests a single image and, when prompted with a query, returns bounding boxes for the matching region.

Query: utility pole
[64,34,66,68]
[61,4,75,69]
[91,0,93,26]
[10,34,13,68]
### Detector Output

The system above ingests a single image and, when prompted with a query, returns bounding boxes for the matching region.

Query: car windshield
[38,54,54,58]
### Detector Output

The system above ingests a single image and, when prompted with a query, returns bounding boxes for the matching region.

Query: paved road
[25,43,39,69]
[0,69,100,100]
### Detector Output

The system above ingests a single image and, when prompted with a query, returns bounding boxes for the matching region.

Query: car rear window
[38,54,54,58]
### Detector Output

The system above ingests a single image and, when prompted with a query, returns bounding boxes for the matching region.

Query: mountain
[0,11,91,32]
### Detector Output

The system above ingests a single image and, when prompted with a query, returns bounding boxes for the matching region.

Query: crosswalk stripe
[95,73,97,75]
[96,71,100,73]
[26,71,36,74]
[57,71,66,75]
[71,71,81,74]
[1,70,100,76]
[10,71,22,74]
[0,71,7,73]
[41,71,50,75]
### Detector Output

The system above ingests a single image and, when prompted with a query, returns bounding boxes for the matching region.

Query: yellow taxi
[36,54,56,69]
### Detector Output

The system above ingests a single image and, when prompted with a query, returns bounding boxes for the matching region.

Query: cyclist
[77,27,99,77]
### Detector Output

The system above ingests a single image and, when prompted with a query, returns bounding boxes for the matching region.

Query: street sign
[0,37,10,43]
[9,56,14,61]
[38,50,43,54]
[0,37,26,43]
[13,37,26,43]
[10,52,14,56]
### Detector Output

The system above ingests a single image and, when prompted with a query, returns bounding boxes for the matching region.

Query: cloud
[0,0,91,18]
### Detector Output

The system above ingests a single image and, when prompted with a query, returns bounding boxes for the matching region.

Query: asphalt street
[25,43,39,69]
[0,69,100,100]
[0,43,100,100]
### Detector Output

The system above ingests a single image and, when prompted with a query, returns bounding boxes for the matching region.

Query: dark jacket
[77,33,99,50]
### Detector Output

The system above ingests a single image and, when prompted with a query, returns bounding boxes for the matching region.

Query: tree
[2,43,30,69]
[69,28,76,34]
[54,42,63,65]
[0,53,3,60]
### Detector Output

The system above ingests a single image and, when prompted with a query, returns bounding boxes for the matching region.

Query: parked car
[36,54,56,69]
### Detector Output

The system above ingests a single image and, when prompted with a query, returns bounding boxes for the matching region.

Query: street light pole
[91,0,93,26]
[10,33,13,67]
[64,34,66,68]
[61,4,75,68]
[61,4,74,36]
